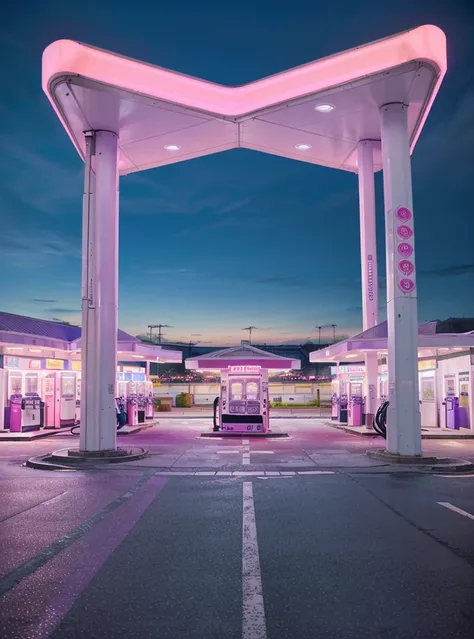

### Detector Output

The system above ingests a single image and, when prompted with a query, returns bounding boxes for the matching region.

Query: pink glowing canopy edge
[42,24,447,167]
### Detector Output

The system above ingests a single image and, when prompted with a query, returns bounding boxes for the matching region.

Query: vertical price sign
[394,206,416,296]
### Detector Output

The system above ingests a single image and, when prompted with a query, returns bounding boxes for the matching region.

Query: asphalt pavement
[1,419,473,638]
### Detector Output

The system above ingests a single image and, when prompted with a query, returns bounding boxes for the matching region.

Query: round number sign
[397,242,413,258]
[399,278,415,293]
[397,225,413,240]
[396,207,412,222]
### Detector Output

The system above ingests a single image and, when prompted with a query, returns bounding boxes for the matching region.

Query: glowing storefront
[310,320,474,432]
[0,312,181,435]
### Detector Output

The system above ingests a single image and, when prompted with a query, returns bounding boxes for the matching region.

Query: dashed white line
[242,482,267,639]
[437,502,474,521]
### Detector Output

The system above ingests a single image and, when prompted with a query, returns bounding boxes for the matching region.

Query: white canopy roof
[43,25,446,175]
[310,321,474,363]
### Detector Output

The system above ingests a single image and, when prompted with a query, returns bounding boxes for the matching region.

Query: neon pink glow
[42,25,447,167]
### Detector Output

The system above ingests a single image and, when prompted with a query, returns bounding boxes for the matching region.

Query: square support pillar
[379,103,421,456]
[80,130,119,452]
[357,140,379,427]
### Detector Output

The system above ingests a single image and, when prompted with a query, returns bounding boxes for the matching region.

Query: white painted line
[242,482,267,639]
[258,476,293,480]
[439,474,474,479]
[216,450,241,454]
[265,471,280,476]
[243,453,250,466]
[243,439,250,445]
[194,471,216,476]
[250,451,274,455]
[234,471,263,476]
[298,471,335,475]
[216,471,233,476]
[154,471,194,475]
[280,471,296,475]
[42,491,69,505]
[437,502,474,521]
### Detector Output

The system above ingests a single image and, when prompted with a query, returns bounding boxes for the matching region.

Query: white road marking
[42,491,69,505]
[439,474,474,479]
[242,482,267,639]
[194,471,216,476]
[298,471,335,475]
[243,453,250,466]
[437,502,474,521]
[243,439,250,445]
[235,471,262,476]
[257,476,293,480]
[250,451,274,455]
[216,450,241,454]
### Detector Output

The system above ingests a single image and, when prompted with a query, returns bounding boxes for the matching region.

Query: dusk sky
[1,1,473,346]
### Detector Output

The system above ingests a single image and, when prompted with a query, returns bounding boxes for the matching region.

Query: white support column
[357,140,378,427]
[379,103,421,456]
[80,130,119,452]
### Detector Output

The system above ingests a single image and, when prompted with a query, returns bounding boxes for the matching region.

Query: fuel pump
[127,382,139,425]
[219,366,269,433]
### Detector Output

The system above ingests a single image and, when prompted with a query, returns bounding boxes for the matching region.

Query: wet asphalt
[1,420,473,638]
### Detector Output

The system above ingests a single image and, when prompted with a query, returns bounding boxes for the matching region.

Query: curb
[325,422,379,436]
[366,449,474,473]
[26,446,149,471]
[200,432,289,438]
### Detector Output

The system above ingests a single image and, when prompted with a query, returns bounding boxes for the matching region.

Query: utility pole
[330,324,337,343]
[147,323,172,344]
[242,326,258,344]
[188,340,200,358]
[315,326,324,345]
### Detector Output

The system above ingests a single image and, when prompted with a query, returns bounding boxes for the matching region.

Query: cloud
[421,263,474,278]
[0,230,81,267]
[214,197,254,215]
[0,135,83,216]
[32,298,58,303]
[148,268,194,275]
[47,308,81,314]
[256,276,304,287]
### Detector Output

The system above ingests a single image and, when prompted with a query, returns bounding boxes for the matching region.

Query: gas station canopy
[186,342,301,371]
[309,321,474,363]
[42,25,446,175]
[0,312,182,364]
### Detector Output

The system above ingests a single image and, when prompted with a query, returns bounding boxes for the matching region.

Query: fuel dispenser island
[184,341,301,437]
[219,367,269,433]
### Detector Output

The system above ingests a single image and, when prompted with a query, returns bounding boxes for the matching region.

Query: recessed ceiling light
[164,144,181,151]
[295,143,312,151]
[314,103,335,113]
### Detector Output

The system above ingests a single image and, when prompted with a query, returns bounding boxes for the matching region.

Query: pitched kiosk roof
[186,342,301,370]
[309,321,474,363]
[43,25,446,175]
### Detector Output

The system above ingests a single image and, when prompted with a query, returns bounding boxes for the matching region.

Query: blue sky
[0,0,473,345]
